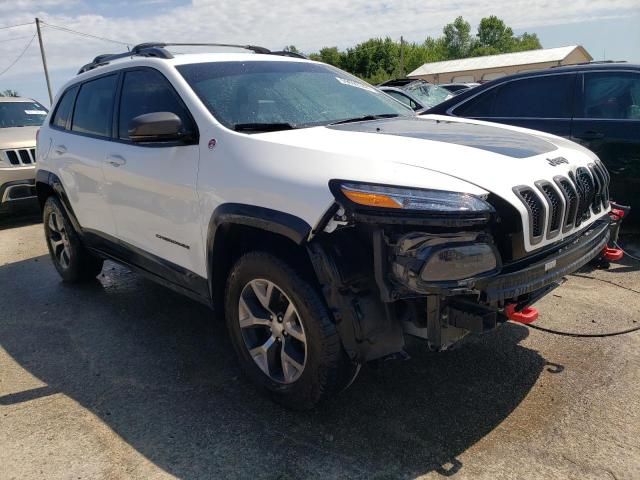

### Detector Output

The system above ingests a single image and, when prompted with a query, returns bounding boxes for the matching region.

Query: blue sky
[1,0,639,105]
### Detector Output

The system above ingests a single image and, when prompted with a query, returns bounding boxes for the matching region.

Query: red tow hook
[505,304,539,324]
[602,246,624,261]
[610,208,626,221]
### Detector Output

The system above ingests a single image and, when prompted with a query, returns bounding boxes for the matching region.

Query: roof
[0,97,33,103]
[408,45,592,77]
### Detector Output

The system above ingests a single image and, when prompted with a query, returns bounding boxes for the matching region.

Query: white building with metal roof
[408,45,593,83]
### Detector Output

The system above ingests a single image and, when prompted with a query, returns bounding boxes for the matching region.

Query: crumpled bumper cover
[387,219,610,302]
[476,219,610,302]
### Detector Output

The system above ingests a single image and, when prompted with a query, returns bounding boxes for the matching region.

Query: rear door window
[581,71,640,119]
[455,74,574,118]
[51,86,78,130]
[71,74,118,137]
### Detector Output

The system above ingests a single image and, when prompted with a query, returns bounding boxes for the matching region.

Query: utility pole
[399,36,404,77]
[35,18,53,105]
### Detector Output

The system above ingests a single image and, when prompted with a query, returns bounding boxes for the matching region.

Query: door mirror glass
[128,112,186,142]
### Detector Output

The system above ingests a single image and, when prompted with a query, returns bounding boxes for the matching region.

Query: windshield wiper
[234,122,296,132]
[328,113,401,126]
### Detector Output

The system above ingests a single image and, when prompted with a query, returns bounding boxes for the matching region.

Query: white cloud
[0,0,638,82]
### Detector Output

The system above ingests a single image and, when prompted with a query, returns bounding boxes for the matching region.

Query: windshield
[176,61,412,130]
[404,83,452,109]
[0,101,48,128]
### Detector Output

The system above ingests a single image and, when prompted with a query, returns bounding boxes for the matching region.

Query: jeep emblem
[547,157,569,167]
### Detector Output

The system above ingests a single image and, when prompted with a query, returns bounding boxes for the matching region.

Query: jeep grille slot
[2,148,36,166]
[574,167,595,226]
[555,177,578,231]
[538,183,563,235]
[591,162,609,209]
[514,187,545,242]
[588,164,603,214]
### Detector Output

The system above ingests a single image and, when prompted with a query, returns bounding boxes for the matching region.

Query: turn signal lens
[342,189,402,208]
[336,182,492,212]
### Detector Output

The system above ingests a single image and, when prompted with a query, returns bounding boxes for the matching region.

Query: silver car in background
[0,97,48,213]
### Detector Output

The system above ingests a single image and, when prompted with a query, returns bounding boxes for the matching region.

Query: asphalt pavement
[1,211,639,479]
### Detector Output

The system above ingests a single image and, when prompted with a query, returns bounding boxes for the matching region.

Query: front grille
[2,148,36,166]
[514,162,611,245]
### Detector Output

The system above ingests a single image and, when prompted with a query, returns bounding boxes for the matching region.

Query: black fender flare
[35,169,83,234]
[206,203,312,300]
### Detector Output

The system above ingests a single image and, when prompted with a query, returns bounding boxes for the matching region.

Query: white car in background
[0,97,48,213]
[36,43,613,409]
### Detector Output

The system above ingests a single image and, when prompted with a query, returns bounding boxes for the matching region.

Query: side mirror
[128,112,190,143]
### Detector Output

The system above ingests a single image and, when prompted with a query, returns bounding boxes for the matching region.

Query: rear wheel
[43,196,103,282]
[225,251,359,409]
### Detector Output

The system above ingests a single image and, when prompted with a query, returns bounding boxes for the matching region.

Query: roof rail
[77,42,292,75]
[550,60,628,68]
[77,45,173,74]
[269,50,307,59]
[131,42,271,55]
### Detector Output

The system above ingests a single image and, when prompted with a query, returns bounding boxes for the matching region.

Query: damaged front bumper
[386,218,610,303]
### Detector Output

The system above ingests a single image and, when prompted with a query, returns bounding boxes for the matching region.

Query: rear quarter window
[582,71,640,119]
[51,86,78,130]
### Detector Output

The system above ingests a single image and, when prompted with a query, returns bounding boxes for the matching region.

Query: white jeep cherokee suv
[36,43,613,409]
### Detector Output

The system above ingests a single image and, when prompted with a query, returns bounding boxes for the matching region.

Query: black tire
[43,196,103,283]
[225,251,359,410]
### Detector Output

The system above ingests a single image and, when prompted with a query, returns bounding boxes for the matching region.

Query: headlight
[332,181,492,213]
[420,243,497,281]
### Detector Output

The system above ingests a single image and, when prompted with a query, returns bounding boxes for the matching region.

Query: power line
[41,21,131,47]
[0,34,36,78]
[0,34,38,43]
[0,22,33,31]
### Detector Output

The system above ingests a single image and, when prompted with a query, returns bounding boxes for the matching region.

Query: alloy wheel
[47,211,71,269]
[238,279,307,384]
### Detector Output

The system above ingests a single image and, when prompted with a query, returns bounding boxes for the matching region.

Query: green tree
[511,32,543,52]
[307,16,542,83]
[310,47,343,67]
[442,16,473,59]
[476,16,514,52]
[341,37,400,82]
[0,89,19,97]
[282,45,302,54]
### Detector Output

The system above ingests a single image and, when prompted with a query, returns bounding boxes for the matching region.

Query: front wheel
[225,251,359,409]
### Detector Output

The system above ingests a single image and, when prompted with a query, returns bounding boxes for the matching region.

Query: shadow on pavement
[0,205,41,231]
[0,256,546,479]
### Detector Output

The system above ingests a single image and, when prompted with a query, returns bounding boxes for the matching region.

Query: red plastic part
[611,208,625,219]
[602,246,624,261]
[505,304,539,324]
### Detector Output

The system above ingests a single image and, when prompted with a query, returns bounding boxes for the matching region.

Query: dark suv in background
[427,63,640,224]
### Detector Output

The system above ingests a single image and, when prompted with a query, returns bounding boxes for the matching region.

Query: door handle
[106,154,126,167]
[54,145,67,155]
[574,131,605,140]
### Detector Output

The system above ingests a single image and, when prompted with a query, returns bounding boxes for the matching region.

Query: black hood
[327,116,557,159]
